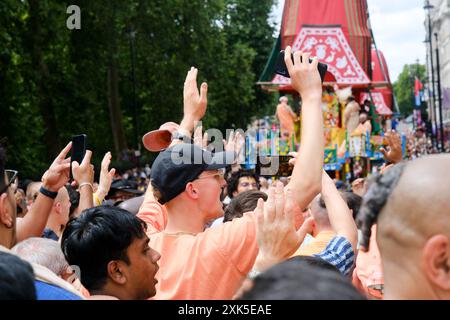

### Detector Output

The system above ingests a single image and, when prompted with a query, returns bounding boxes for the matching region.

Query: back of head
[0,251,36,300]
[26,181,42,203]
[241,256,365,300]
[12,237,69,277]
[340,191,362,220]
[61,205,147,292]
[310,195,331,229]
[224,190,267,222]
[65,184,80,219]
[358,155,450,298]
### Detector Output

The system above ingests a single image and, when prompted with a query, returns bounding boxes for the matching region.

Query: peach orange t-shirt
[137,199,258,300]
[291,230,336,257]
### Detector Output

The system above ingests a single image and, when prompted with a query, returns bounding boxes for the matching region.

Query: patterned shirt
[314,236,355,276]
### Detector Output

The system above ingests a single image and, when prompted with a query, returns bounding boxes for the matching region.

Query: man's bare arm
[321,171,358,252]
[285,47,324,210]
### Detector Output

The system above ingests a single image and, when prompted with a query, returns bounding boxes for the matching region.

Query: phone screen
[71,134,87,180]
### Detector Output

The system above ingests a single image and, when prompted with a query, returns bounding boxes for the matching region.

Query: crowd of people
[1,48,449,301]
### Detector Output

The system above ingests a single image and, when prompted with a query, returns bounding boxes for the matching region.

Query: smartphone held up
[275,50,328,83]
[70,134,87,181]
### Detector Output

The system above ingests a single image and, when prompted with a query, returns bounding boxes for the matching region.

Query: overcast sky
[271,0,426,82]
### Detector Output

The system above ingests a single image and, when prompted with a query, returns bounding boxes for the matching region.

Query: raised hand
[254,182,314,271]
[41,142,72,192]
[98,151,116,197]
[380,130,402,164]
[183,67,208,126]
[72,150,94,186]
[284,46,322,101]
[193,124,208,149]
[224,131,243,156]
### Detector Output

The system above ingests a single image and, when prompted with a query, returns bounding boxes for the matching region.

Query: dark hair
[224,190,267,222]
[241,256,365,300]
[340,192,363,220]
[61,206,147,292]
[0,251,36,300]
[226,170,260,199]
[358,163,407,249]
[65,184,80,219]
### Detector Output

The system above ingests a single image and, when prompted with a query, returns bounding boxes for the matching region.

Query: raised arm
[170,67,208,147]
[285,47,324,210]
[93,152,116,206]
[72,150,94,214]
[321,171,358,252]
[16,142,72,242]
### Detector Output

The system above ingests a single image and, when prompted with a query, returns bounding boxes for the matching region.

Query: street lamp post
[434,32,445,151]
[424,0,438,149]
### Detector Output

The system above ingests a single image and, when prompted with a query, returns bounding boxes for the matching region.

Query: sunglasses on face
[197,168,226,180]
[0,170,18,195]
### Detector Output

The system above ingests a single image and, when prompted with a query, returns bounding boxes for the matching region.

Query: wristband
[39,186,58,199]
[79,182,94,191]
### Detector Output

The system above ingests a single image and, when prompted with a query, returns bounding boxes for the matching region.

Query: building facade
[425,0,450,148]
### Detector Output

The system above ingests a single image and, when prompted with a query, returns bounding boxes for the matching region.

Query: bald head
[359,155,450,299]
[378,155,450,250]
[26,182,42,203]
[310,195,331,230]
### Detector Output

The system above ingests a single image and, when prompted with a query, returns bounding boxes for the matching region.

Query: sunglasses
[0,170,18,195]
[197,168,226,180]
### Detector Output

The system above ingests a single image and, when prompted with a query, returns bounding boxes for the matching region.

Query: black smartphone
[70,134,87,180]
[256,155,293,177]
[275,50,328,83]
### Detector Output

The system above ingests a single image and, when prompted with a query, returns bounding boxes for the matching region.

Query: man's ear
[107,261,127,285]
[422,235,450,291]
[185,183,199,200]
[0,193,13,228]
[54,201,61,214]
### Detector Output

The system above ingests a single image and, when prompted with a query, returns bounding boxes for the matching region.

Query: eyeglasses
[0,170,18,195]
[196,168,226,180]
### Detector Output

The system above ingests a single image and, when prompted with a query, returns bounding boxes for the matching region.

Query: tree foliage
[0,0,277,179]
[393,63,427,117]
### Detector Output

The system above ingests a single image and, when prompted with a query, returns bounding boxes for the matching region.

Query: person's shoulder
[35,280,82,300]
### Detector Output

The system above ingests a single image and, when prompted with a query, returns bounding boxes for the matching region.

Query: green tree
[0,0,278,178]
[393,63,427,117]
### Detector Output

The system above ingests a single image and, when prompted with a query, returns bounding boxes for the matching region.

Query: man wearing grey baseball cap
[138,50,325,299]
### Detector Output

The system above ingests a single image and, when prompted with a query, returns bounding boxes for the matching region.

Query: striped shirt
[314,236,355,276]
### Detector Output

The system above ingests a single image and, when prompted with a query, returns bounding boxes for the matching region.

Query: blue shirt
[35,280,81,300]
[42,228,59,241]
[314,236,355,276]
